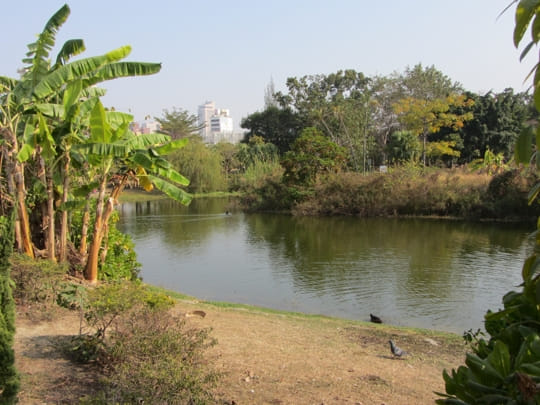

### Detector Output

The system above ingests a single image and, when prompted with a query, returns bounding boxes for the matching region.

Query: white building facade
[197,101,241,144]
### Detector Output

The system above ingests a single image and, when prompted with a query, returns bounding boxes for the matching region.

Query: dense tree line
[241,65,536,170]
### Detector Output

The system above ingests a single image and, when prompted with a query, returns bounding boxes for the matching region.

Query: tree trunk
[2,128,34,258]
[46,174,56,262]
[84,177,107,283]
[79,199,90,259]
[14,164,33,257]
[36,149,55,262]
[58,153,70,262]
[84,174,128,282]
[2,146,22,251]
[98,175,127,265]
[99,221,110,264]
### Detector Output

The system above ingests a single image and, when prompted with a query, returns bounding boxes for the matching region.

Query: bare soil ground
[15,300,467,404]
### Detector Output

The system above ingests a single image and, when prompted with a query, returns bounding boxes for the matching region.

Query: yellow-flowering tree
[393,94,474,165]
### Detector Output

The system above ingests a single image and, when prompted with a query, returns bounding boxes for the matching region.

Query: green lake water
[117,197,533,333]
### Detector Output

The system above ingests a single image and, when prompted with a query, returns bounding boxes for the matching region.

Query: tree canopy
[154,107,200,140]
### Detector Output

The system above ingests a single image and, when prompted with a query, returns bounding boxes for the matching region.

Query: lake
[117,197,534,334]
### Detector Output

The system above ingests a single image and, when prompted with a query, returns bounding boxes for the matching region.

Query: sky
[1,1,534,130]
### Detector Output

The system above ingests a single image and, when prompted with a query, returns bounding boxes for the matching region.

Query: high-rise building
[197,101,216,140]
[210,109,233,134]
[198,101,239,144]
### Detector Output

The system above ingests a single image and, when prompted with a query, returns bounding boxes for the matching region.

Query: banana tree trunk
[36,148,55,262]
[84,176,107,283]
[46,174,56,262]
[79,198,90,259]
[84,174,128,282]
[2,145,22,250]
[99,176,127,265]
[58,153,70,262]
[2,128,33,258]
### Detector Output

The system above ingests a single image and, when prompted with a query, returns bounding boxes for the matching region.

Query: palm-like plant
[80,100,191,282]
[1,4,191,281]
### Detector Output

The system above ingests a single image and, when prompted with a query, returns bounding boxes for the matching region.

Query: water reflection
[117,198,533,333]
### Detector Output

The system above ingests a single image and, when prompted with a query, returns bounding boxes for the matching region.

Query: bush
[99,212,140,281]
[71,281,219,403]
[10,254,67,306]
[0,215,19,404]
[241,176,305,212]
[482,168,540,220]
[103,308,218,404]
[281,127,347,185]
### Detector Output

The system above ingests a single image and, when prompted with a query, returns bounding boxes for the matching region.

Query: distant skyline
[1,1,534,130]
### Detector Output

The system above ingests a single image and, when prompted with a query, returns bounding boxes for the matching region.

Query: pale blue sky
[1,1,533,129]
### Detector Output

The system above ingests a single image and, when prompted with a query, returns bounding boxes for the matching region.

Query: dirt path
[15,301,466,404]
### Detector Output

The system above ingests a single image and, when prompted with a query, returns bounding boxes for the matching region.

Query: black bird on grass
[389,340,407,357]
[370,313,382,324]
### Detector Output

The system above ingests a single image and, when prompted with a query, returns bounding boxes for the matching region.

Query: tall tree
[452,89,534,163]
[154,107,200,139]
[241,106,304,154]
[393,94,474,165]
[264,77,278,108]
[274,69,375,167]
[398,63,463,100]
[167,136,226,193]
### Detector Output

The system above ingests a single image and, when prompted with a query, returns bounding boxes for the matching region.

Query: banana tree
[78,100,191,283]
[2,4,162,262]
[0,77,34,258]
[0,4,78,258]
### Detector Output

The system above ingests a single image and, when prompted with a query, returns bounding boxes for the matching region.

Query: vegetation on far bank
[241,164,540,222]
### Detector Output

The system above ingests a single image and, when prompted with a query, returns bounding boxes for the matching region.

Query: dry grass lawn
[15,299,467,404]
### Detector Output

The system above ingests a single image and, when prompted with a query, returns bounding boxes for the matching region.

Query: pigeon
[389,339,407,357]
[370,313,382,324]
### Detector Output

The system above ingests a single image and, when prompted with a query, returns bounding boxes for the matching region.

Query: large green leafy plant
[437,2,540,403]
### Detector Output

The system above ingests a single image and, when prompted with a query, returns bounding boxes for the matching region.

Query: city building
[197,101,242,144]
[197,101,216,140]
[130,119,161,135]
[139,119,160,134]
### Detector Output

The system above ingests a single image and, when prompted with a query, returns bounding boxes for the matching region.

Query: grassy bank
[146,283,461,339]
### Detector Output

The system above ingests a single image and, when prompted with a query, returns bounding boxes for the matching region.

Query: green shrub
[281,127,347,185]
[0,215,19,404]
[102,308,218,404]
[482,169,540,220]
[71,281,218,403]
[241,177,306,212]
[82,281,174,338]
[99,212,140,281]
[10,254,67,306]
